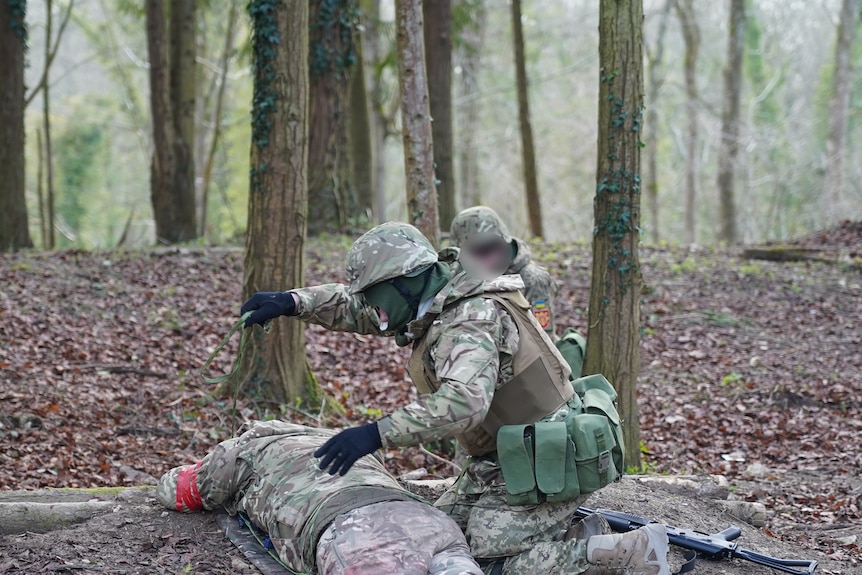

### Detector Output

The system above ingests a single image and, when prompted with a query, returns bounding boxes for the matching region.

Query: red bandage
[175,461,203,512]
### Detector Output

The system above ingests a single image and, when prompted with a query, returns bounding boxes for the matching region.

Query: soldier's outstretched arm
[292,283,388,335]
[240,283,387,335]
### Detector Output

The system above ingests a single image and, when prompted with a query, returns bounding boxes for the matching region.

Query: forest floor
[0,221,860,573]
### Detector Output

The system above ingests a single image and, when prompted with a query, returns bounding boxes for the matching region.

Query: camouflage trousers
[316,500,483,575]
[434,459,593,574]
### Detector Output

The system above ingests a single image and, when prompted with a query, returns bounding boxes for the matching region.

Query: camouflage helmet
[449,206,513,248]
[346,222,439,294]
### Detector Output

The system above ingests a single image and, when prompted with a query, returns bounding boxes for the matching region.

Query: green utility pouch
[497,424,539,505]
[555,328,587,379]
[497,373,624,505]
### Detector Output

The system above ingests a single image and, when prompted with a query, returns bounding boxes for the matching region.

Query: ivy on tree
[595,67,643,302]
[6,0,27,43]
[248,0,280,196]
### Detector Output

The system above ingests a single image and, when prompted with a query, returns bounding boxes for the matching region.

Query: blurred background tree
[4,0,860,251]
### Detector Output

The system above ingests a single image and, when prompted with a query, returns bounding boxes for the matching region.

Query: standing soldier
[241,222,669,574]
[450,205,558,338]
[157,420,483,575]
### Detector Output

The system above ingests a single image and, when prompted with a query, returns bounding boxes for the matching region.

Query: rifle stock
[575,506,818,575]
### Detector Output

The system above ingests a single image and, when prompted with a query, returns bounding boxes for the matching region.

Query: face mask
[364,280,416,332]
[363,263,451,332]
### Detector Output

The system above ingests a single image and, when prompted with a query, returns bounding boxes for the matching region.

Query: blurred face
[460,237,512,280]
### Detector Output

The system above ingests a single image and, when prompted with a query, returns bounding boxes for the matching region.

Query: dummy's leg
[315,500,482,575]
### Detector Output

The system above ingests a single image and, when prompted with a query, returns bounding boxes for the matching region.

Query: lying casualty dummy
[156,420,482,575]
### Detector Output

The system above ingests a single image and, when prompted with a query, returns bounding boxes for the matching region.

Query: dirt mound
[787,220,862,252]
[0,478,852,574]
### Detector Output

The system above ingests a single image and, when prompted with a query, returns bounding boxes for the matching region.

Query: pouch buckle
[597,450,611,474]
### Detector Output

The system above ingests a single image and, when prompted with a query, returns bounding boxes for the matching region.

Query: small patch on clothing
[532,300,551,329]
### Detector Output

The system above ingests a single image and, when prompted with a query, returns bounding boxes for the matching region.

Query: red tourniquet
[176,461,203,512]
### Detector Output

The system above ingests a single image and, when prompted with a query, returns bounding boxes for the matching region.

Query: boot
[563,512,612,541]
[584,524,670,575]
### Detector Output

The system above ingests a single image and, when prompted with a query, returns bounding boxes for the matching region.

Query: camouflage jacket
[192,420,415,573]
[293,250,525,450]
[508,237,558,338]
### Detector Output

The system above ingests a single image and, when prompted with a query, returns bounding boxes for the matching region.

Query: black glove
[240,291,297,327]
[314,422,383,476]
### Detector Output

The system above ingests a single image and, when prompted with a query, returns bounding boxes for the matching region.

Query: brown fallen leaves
[1,225,860,563]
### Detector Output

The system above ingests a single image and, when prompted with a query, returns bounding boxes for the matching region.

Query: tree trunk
[43,0,56,249]
[36,129,46,247]
[456,0,486,209]
[169,0,197,242]
[307,0,357,235]
[146,0,180,245]
[822,0,858,226]
[423,0,456,231]
[717,0,745,244]
[396,0,440,246]
[583,0,644,471]
[349,30,374,220]
[644,0,672,244]
[511,0,543,238]
[675,0,699,245]
[200,1,239,240]
[0,0,32,251]
[239,0,315,405]
[365,0,388,223]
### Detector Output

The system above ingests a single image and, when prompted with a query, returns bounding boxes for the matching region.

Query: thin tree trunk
[456,0,485,209]
[396,0,440,246]
[43,0,56,249]
[366,0,388,223]
[511,0,543,238]
[644,0,672,244]
[37,129,46,248]
[24,0,73,109]
[307,0,357,235]
[423,0,456,230]
[0,0,32,251]
[583,0,644,470]
[822,0,858,226]
[717,0,745,244]
[675,0,699,245]
[200,1,239,240]
[349,30,374,219]
[237,0,314,405]
[169,0,197,241]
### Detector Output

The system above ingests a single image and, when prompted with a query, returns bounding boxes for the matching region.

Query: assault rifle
[575,507,818,574]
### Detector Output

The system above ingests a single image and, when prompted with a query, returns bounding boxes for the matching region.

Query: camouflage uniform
[450,206,558,338]
[156,420,482,575]
[289,224,596,573]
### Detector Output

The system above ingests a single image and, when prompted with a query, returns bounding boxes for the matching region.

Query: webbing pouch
[568,413,618,493]
[535,421,582,503]
[533,421,567,495]
[497,424,539,505]
[555,328,587,380]
[572,373,618,402]
[582,386,624,480]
